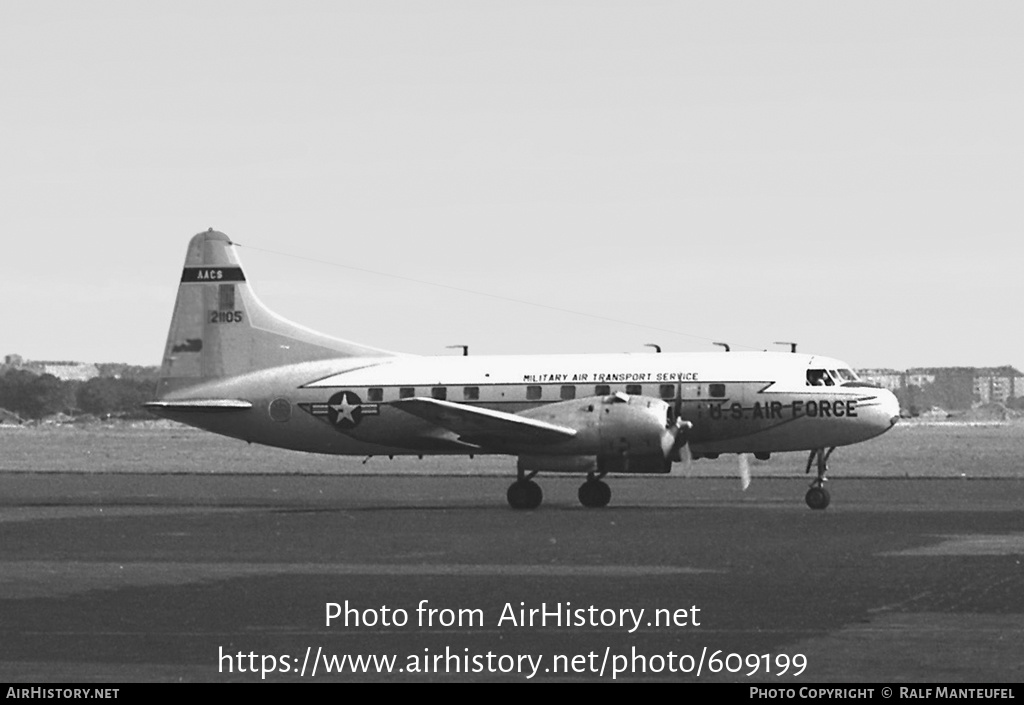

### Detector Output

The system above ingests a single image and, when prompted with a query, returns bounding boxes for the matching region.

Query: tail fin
[156,229,394,397]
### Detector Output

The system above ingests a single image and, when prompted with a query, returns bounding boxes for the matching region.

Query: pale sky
[2,1,1021,371]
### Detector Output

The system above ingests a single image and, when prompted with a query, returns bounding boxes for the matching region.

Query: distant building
[907,371,937,387]
[856,365,1024,410]
[973,366,1024,404]
[856,369,904,391]
[2,354,100,382]
[30,361,100,382]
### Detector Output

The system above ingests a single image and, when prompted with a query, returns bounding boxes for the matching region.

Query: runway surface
[1,473,1023,682]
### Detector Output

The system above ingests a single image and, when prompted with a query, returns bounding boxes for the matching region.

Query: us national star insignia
[299,390,379,431]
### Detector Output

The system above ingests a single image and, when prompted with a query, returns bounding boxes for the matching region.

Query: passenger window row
[361,384,727,402]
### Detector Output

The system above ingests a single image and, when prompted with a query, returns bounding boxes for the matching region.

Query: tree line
[0,369,157,420]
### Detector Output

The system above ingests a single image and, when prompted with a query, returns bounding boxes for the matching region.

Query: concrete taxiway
[1,473,1023,682]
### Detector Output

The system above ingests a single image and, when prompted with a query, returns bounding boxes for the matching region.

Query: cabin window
[463,386,479,401]
[367,387,383,402]
[526,385,542,400]
[595,384,611,396]
[560,385,575,400]
[626,384,642,395]
[399,387,415,399]
[659,384,675,399]
[431,387,447,400]
[709,383,726,398]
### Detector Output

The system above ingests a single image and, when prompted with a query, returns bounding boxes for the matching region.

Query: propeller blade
[678,440,694,477]
[661,417,694,476]
[738,453,751,491]
[662,418,692,461]
[665,433,695,476]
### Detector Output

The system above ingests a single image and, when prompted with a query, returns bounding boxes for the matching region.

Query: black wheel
[578,480,611,508]
[508,480,543,510]
[578,482,596,507]
[805,486,830,510]
[523,479,542,509]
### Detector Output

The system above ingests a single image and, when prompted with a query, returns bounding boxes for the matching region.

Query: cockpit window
[806,369,835,386]
[836,369,858,382]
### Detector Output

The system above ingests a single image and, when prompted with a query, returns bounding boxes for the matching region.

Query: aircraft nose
[872,388,901,431]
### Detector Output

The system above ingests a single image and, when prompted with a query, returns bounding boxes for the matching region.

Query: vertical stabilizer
[156,229,394,396]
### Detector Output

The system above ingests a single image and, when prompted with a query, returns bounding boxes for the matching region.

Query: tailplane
[156,229,394,396]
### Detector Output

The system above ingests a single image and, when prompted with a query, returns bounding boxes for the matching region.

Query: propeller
[738,453,751,491]
[662,416,693,463]
[675,437,695,476]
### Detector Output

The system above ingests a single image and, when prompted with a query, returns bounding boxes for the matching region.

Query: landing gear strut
[507,469,542,510]
[804,446,835,510]
[578,473,611,508]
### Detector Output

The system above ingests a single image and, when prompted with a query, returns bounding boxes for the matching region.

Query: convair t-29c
[146,230,900,510]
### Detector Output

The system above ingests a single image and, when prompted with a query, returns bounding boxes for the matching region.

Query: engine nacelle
[516,393,674,458]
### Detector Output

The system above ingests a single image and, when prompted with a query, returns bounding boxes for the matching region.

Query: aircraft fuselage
[154,351,899,463]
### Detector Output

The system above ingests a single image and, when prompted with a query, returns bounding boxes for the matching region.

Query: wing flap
[391,397,576,446]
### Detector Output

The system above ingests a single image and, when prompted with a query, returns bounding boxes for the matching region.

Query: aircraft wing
[390,397,576,447]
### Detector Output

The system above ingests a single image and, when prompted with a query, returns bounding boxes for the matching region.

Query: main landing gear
[507,471,543,510]
[506,471,612,509]
[804,446,835,510]
[578,473,611,508]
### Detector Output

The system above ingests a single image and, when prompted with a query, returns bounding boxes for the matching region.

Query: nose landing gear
[805,484,830,510]
[804,447,835,510]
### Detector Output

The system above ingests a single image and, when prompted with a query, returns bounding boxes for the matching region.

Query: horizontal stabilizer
[391,398,576,447]
[144,399,253,412]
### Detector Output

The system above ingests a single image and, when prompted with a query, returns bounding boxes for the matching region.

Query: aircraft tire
[508,480,543,510]
[578,480,611,508]
[805,486,830,510]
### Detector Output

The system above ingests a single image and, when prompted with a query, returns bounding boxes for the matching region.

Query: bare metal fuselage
[152,352,899,462]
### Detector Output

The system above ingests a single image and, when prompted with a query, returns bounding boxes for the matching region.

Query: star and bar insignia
[299,391,379,430]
